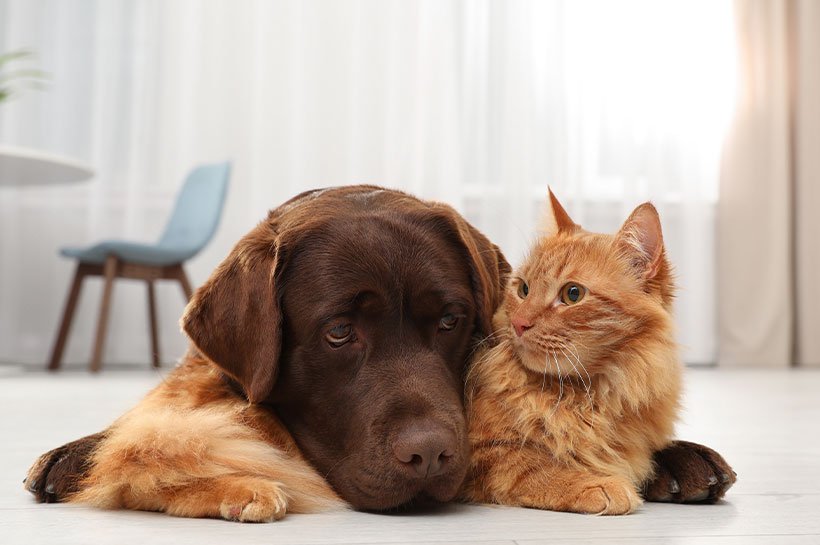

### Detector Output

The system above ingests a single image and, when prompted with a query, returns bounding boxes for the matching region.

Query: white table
[0,145,94,186]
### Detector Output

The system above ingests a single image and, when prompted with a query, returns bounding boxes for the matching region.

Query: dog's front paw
[573,477,642,515]
[218,480,289,522]
[644,440,736,503]
[25,432,105,503]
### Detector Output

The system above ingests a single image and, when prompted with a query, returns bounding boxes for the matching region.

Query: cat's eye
[560,282,586,305]
[439,313,460,331]
[326,324,354,347]
[517,279,529,299]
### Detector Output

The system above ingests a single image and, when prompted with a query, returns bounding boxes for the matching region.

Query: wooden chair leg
[48,264,87,371]
[146,280,161,368]
[175,266,194,301]
[89,256,118,373]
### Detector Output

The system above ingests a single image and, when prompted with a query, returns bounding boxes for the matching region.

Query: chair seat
[60,240,195,267]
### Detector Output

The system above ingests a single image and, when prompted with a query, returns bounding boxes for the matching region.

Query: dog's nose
[393,428,456,478]
[511,315,532,337]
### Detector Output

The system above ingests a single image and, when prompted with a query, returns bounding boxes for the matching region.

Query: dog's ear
[434,205,512,339]
[181,222,283,404]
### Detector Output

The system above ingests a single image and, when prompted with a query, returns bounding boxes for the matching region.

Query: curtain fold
[794,0,820,367]
[718,0,820,367]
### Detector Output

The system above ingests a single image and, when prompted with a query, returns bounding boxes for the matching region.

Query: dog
[26,185,735,521]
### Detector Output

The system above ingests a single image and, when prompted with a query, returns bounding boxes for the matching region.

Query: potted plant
[0,49,47,104]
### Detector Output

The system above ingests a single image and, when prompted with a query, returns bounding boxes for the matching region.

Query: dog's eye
[326,324,354,347]
[439,313,459,331]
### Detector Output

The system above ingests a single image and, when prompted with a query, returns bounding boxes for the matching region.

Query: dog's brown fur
[26,186,736,521]
[28,185,510,520]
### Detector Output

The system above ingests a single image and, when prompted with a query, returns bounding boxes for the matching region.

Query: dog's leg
[67,405,345,521]
[25,432,106,503]
[126,475,291,522]
[643,440,736,503]
[26,359,346,520]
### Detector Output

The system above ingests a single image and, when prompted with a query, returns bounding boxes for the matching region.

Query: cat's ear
[615,202,665,279]
[541,187,579,237]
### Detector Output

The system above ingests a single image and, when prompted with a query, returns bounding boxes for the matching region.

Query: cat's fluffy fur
[461,190,682,515]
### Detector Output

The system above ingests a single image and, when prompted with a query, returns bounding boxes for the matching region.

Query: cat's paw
[25,432,104,503]
[219,481,289,523]
[644,440,736,504]
[572,477,642,515]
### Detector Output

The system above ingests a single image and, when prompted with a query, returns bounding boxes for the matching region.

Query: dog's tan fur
[69,353,346,521]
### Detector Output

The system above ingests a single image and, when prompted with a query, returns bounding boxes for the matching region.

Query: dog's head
[182,186,509,510]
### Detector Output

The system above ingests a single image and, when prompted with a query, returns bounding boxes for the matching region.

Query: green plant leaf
[0,48,48,104]
[0,69,49,83]
[0,49,34,66]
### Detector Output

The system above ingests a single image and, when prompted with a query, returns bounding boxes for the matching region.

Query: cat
[461,189,681,515]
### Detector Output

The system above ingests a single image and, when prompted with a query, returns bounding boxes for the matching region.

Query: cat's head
[503,189,675,378]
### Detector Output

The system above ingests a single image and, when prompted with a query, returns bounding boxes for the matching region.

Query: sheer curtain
[0,0,734,367]
[718,0,820,367]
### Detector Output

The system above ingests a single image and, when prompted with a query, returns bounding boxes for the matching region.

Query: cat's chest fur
[467,339,680,485]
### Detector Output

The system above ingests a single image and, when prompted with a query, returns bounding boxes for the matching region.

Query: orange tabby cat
[461,189,681,515]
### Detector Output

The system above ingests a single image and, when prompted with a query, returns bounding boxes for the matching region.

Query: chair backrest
[158,162,231,258]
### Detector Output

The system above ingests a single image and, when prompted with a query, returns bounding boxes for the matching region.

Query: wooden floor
[1,367,818,544]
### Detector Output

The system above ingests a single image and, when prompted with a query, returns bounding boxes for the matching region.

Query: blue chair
[48,162,231,372]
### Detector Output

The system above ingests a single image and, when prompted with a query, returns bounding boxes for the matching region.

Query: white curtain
[0,0,735,367]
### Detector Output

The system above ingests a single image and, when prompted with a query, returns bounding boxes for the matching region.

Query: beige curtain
[718,0,820,367]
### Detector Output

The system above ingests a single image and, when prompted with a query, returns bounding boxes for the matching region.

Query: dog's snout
[393,427,456,478]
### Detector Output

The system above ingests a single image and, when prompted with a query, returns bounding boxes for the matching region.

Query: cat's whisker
[565,340,594,391]
[553,350,564,408]
[558,345,587,390]
[559,344,594,415]
[464,330,509,400]
[569,354,595,423]
[559,344,586,386]
[561,340,592,385]
[545,351,560,419]
[470,329,507,354]
[541,351,550,393]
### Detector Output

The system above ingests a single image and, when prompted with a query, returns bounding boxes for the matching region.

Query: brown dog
[26,186,734,520]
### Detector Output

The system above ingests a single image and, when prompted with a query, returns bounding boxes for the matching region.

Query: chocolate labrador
[25,186,734,520]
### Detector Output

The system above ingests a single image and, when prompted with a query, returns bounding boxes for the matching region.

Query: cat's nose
[511,316,532,337]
